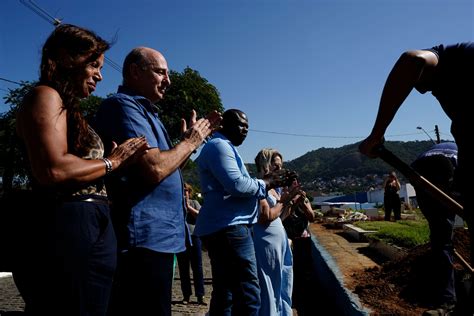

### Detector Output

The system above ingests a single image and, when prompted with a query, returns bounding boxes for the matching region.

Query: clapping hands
[263,169,298,190]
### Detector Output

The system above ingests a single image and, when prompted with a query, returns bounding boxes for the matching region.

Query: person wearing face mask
[14,24,149,316]
[194,109,297,315]
[93,47,221,316]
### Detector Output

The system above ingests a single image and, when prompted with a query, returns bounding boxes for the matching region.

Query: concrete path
[0,222,379,315]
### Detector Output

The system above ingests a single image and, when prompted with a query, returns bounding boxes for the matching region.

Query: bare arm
[359,50,439,158]
[135,115,213,184]
[16,86,148,186]
[186,199,200,219]
[258,189,284,224]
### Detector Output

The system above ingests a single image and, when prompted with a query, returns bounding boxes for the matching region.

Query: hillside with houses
[179,140,450,212]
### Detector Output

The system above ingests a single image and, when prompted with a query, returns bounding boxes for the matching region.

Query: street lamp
[416,126,436,144]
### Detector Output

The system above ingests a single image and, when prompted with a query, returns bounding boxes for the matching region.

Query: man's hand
[359,135,385,158]
[180,109,223,150]
[206,110,222,132]
[180,109,198,135]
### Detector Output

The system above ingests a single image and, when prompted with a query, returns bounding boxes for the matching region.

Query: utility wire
[0,77,22,85]
[19,0,122,72]
[19,0,62,26]
[250,128,425,139]
[105,57,123,72]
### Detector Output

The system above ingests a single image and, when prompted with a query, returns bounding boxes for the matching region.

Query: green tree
[0,81,35,192]
[157,67,224,143]
[80,95,104,121]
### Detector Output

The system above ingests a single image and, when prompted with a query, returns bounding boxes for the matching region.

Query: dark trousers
[384,193,401,221]
[14,198,117,316]
[107,247,174,316]
[417,190,457,305]
[292,236,315,316]
[201,224,260,316]
[456,153,474,314]
[176,235,205,299]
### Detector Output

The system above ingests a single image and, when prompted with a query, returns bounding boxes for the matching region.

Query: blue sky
[1,0,473,163]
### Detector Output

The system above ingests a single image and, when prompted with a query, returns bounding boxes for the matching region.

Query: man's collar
[117,85,160,113]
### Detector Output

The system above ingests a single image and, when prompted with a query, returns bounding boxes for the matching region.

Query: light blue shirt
[194,132,267,236]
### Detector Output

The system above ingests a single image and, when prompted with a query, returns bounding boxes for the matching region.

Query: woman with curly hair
[14,24,148,315]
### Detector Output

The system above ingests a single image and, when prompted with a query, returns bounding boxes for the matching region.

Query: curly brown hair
[39,24,110,155]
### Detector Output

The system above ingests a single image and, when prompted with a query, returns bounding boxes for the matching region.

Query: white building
[367,183,417,209]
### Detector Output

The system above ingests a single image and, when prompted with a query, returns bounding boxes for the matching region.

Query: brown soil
[348,228,471,316]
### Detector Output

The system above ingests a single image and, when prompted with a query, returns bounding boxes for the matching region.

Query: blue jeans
[177,235,205,298]
[201,224,260,316]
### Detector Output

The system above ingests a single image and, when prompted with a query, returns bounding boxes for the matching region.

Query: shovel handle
[374,145,464,219]
[454,249,474,273]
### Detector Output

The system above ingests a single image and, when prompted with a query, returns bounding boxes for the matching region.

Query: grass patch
[353,219,430,249]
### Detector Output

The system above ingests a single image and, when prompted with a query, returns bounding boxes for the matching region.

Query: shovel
[374,144,464,219]
[373,145,473,273]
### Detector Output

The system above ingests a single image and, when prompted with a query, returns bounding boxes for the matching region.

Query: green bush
[354,219,430,249]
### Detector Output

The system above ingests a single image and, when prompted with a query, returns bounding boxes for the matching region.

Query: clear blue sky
[1,0,473,163]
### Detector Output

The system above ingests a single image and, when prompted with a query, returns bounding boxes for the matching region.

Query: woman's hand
[106,136,150,170]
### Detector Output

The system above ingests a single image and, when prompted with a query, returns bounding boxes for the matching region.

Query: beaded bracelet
[102,158,113,175]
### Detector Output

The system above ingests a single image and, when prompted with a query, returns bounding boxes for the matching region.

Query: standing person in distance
[358,42,474,314]
[15,24,148,316]
[176,182,207,306]
[383,171,401,221]
[194,109,296,316]
[94,46,221,316]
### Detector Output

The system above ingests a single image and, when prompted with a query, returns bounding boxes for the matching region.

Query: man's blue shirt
[93,86,186,253]
[194,132,266,237]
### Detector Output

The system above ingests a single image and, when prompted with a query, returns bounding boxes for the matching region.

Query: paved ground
[0,222,379,315]
[0,254,213,316]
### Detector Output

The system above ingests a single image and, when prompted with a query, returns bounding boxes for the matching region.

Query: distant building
[367,183,416,209]
[312,183,417,210]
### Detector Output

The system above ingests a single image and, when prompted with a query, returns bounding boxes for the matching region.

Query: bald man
[94,47,220,316]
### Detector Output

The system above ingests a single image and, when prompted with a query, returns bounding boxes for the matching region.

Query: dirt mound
[349,228,471,315]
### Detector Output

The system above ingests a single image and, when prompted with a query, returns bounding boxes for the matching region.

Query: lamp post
[416,126,436,144]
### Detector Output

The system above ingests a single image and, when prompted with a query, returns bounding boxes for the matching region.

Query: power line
[19,0,62,26]
[105,57,123,72]
[0,77,22,85]
[250,128,423,139]
[19,0,122,72]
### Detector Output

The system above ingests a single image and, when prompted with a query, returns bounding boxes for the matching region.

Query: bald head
[122,47,171,102]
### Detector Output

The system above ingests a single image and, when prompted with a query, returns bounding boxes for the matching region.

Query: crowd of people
[5,22,474,316]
